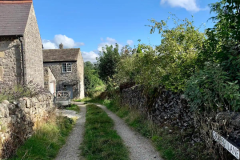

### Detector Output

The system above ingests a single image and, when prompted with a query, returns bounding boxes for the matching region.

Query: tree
[97,44,120,82]
[148,16,205,91]
[84,61,103,96]
[199,0,240,83]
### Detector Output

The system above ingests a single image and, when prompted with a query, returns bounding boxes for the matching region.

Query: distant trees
[97,44,120,82]
[84,61,103,96]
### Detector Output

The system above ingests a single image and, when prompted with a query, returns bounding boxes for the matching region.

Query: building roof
[42,48,80,62]
[0,1,32,36]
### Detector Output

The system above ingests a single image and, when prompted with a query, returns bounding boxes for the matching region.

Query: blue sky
[34,0,218,62]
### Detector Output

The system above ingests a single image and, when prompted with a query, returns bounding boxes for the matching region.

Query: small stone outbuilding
[0,0,44,90]
[43,44,84,99]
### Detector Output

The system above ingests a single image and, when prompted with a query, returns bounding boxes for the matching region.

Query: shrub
[184,63,240,112]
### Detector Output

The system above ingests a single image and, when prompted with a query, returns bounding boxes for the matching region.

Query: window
[62,63,72,73]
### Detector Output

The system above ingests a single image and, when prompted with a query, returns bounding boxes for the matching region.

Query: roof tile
[0,2,31,36]
[43,49,80,62]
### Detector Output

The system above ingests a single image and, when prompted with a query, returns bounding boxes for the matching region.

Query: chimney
[59,43,63,49]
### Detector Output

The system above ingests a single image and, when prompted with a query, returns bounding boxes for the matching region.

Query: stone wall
[121,85,240,159]
[194,112,240,159]
[0,93,55,158]
[0,37,23,91]
[23,4,44,87]
[43,62,81,99]
[121,85,193,129]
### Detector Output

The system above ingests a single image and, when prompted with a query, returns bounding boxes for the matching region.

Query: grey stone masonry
[0,37,23,91]
[76,51,84,99]
[43,47,85,99]
[0,93,55,159]
[23,4,44,87]
[44,67,56,94]
[44,62,81,98]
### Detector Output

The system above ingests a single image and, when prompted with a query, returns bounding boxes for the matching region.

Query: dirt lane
[97,104,163,160]
[55,103,86,160]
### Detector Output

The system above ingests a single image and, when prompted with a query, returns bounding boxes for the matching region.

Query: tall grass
[9,115,75,160]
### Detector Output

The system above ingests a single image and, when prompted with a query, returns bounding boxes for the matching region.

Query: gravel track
[55,102,162,160]
[55,102,86,160]
[97,104,163,160]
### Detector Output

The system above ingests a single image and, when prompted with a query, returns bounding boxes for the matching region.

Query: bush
[84,61,105,98]
[184,63,240,112]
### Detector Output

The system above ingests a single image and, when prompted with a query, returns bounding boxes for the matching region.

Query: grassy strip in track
[85,97,213,160]
[81,104,129,160]
[74,97,91,102]
[65,104,80,113]
[9,116,75,160]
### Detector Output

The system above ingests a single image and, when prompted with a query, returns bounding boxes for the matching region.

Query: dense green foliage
[185,0,240,112]
[84,61,104,97]
[185,63,240,112]
[97,44,120,82]
[9,116,74,160]
[81,104,129,160]
[114,17,205,92]
[198,1,240,82]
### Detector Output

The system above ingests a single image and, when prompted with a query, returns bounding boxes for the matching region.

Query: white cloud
[42,40,57,49]
[42,34,84,49]
[160,0,201,12]
[82,51,99,63]
[54,34,84,48]
[97,37,123,52]
[127,40,134,46]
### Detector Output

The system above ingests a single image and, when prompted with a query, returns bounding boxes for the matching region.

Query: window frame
[62,63,72,73]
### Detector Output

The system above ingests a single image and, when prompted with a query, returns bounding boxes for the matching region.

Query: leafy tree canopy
[97,44,120,82]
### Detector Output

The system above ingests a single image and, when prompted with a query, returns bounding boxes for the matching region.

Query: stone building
[44,67,56,95]
[0,0,44,90]
[43,44,84,99]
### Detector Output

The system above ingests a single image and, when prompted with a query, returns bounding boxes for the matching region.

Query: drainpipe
[18,36,25,85]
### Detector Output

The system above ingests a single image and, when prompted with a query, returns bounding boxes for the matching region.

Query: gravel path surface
[97,104,163,160]
[55,102,86,160]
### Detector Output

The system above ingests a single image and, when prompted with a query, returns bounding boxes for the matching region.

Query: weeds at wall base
[8,115,75,160]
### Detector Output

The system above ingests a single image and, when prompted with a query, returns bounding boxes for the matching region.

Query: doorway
[66,85,73,99]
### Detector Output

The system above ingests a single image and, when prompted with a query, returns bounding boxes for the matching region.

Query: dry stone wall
[121,85,240,159]
[0,93,55,159]
[121,85,193,129]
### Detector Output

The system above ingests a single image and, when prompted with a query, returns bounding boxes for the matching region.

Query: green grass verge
[85,97,213,160]
[74,97,91,102]
[81,104,129,160]
[9,116,75,160]
[65,104,80,113]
